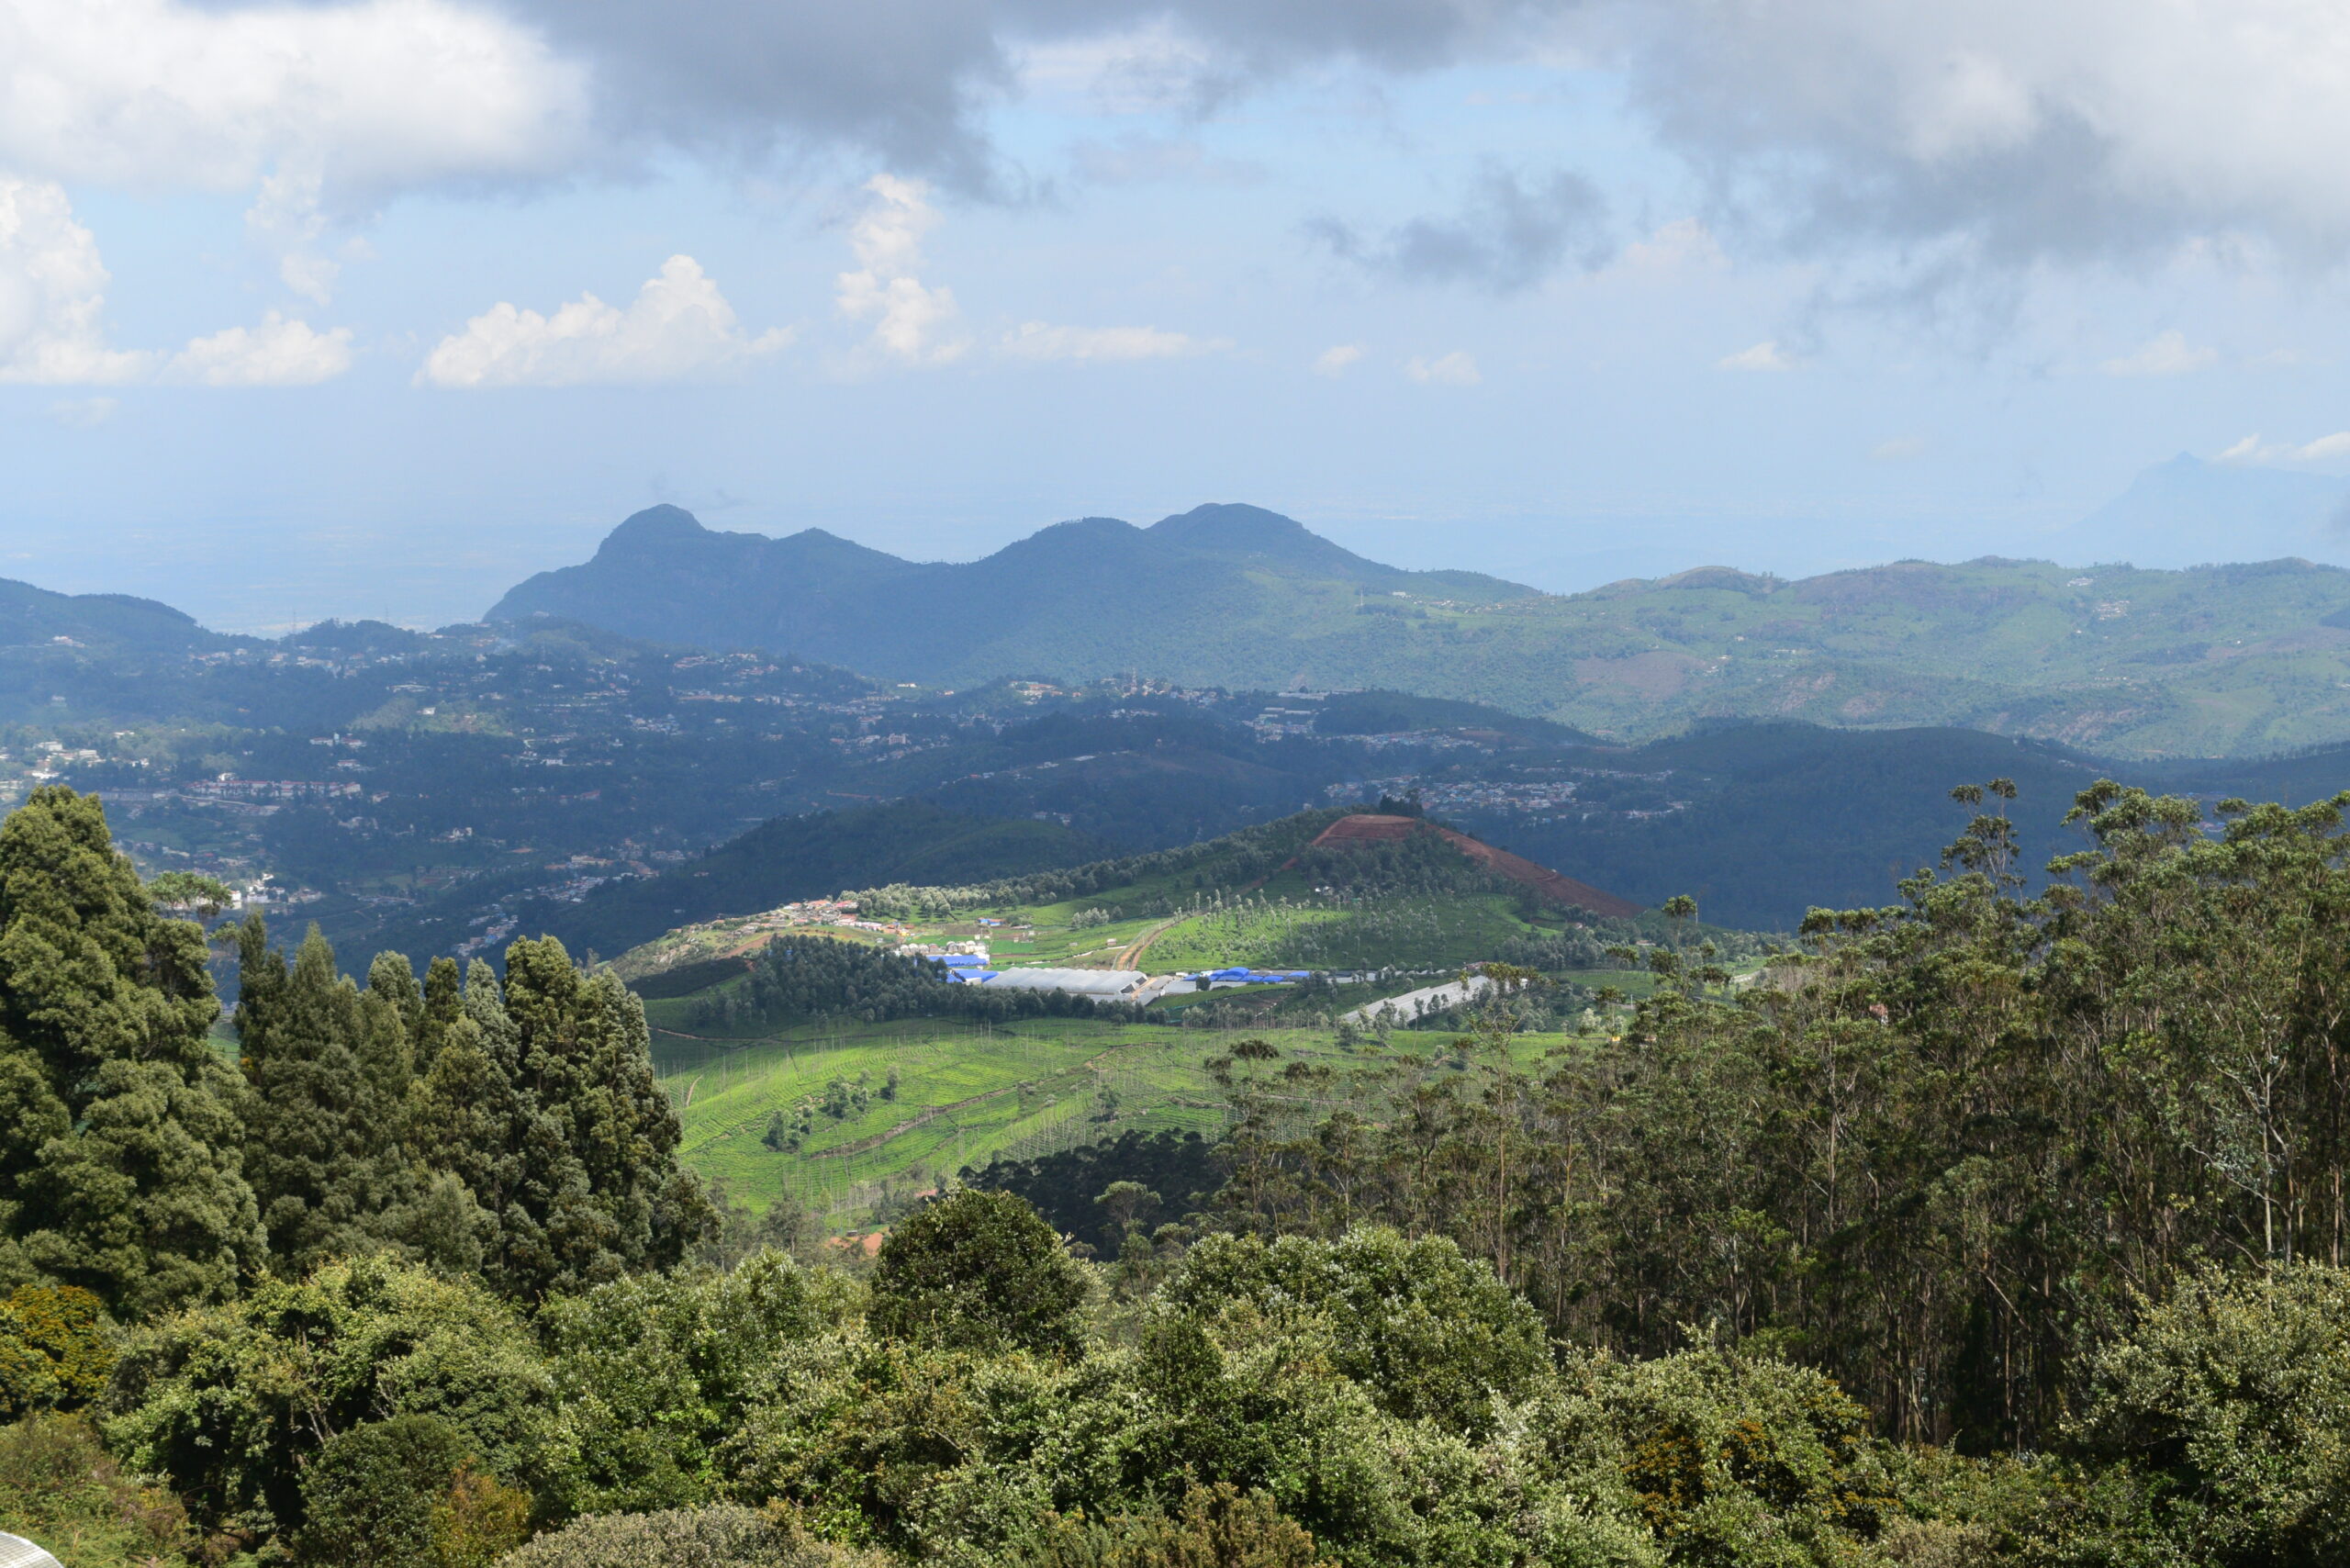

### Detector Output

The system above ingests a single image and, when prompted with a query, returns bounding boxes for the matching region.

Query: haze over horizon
[8,1,2350,631]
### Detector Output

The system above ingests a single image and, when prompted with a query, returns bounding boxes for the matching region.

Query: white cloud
[419,255,791,388]
[1314,343,1365,376]
[1718,340,1794,372]
[166,313,352,387]
[998,322,1227,361]
[1608,1,2350,270]
[2218,430,2350,465]
[0,176,352,387]
[0,0,586,199]
[0,178,151,385]
[836,174,967,364]
[2101,330,2216,376]
[1871,435,1925,461]
[1404,351,1481,386]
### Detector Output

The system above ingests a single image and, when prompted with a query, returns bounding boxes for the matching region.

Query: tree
[408,939,713,1301]
[867,1188,1087,1355]
[235,919,416,1273]
[0,787,261,1318]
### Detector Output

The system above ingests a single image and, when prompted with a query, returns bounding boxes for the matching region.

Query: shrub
[0,1284,113,1420]
[867,1190,1087,1356]
[299,1415,473,1568]
[0,1412,190,1568]
[1159,1228,1550,1436]
[496,1505,883,1568]
[1005,1483,1321,1567]
[2066,1263,2350,1567]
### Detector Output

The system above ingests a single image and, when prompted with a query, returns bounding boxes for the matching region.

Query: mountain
[487,501,1538,683]
[488,503,2350,756]
[525,799,1109,964]
[2037,454,2350,569]
[0,578,231,656]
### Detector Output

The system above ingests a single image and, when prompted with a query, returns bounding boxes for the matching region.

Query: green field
[647,1006,1583,1230]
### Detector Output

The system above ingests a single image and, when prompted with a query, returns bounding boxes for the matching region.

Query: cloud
[0,177,353,387]
[2100,330,2216,376]
[1604,1,2350,273]
[998,322,1228,360]
[1404,351,1480,385]
[165,314,353,387]
[509,3,1549,191]
[0,0,586,202]
[1718,341,1794,372]
[1310,164,1609,292]
[0,178,151,384]
[1870,435,1924,461]
[420,255,790,387]
[2219,431,2350,465]
[835,174,968,364]
[1314,343,1365,376]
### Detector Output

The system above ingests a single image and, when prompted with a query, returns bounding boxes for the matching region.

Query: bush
[867,1190,1088,1356]
[2066,1263,2350,1567]
[0,1284,113,1419]
[0,1412,190,1568]
[105,1256,572,1550]
[542,1250,844,1514]
[496,1505,882,1568]
[1159,1228,1550,1436]
[298,1415,472,1568]
[1005,1483,1321,1567]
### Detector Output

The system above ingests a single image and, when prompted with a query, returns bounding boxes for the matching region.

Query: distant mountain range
[487,499,2350,757]
[488,501,1532,681]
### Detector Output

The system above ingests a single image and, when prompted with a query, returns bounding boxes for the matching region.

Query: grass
[649,1008,1596,1230]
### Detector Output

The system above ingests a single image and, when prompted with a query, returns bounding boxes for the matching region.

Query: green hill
[529,799,1108,962]
[490,506,2350,756]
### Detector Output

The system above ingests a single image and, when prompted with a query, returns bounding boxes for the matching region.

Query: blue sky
[6,1,2350,631]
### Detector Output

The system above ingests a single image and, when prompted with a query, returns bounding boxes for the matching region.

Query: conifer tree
[236,920,417,1274]
[0,787,261,1317]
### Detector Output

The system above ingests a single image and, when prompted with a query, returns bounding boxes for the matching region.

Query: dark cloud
[1308,165,1610,291]
[499,0,1563,190]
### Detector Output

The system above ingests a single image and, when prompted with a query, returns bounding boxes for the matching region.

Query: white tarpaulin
[0,1534,62,1568]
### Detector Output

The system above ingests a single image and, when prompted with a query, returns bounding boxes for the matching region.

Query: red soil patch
[1308,813,1644,919]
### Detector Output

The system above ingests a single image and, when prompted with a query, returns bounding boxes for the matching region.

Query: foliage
[540,1250,843,1515]
[1159,1228,1550,1436]
[867,1189,1089,1356]
[0,1412,191,1568]
[966,1130,1223,1257]
[695,938,1143,1032]
[1002,1483,1323,1567]
[0,786,263,1319]
[409,940,718,1300]
[105,1256,574,1551]
[495,1505,886,1568]
[1207,779,2350,1451]
[236,917,420,1274]
[297,1414,475,1568]
[2062,1263,2350,1567]
[0,1284,114,1420]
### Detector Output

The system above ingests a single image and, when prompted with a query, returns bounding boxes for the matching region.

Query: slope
[487,504,2350,757]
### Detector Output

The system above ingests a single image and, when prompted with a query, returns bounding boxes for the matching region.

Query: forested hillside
[11,778,2350,1568]
[492,503,2350,756]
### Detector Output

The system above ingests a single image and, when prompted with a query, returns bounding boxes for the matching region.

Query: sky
[9,1,2350,631]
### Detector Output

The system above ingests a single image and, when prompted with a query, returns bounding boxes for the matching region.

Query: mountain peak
[598,504,710,554]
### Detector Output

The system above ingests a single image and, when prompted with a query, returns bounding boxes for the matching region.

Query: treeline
[1214,778,2350,1454]
[848,807,1352,920]
[688,937,1146,1030]
[0,788,707,1321]
[965,1128,1224,1255]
